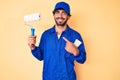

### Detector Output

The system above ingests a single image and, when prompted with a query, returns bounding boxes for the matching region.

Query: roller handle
[31,28,35,36]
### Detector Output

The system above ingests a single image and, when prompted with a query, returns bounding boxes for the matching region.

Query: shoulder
[42,27,54,35]
[40,27,54,41]
[68,27,81,37]
[67,27,84,42]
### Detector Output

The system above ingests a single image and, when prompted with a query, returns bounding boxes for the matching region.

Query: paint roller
[24,13,40,36]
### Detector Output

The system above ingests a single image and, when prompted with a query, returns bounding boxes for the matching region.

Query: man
[28,1,86,80]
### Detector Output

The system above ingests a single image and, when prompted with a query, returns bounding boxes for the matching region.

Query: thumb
[63,37,69,43]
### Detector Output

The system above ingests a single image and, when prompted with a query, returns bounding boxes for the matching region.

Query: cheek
[66,16,70,20]
[54,16,58,20]
[53,15,56,19]
[63,16,69,20]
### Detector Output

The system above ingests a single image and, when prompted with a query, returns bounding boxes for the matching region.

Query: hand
[63,37,79,56]
[28,35,36,50]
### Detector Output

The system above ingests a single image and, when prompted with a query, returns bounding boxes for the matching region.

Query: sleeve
[31,33,45,61]
[74,34,86,64]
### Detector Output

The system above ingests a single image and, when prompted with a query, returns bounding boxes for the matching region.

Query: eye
[62,11,67,15]
[54,10,67,15]
[55,11,59,14]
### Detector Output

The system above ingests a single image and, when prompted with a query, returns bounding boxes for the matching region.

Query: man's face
[53,9,70,26]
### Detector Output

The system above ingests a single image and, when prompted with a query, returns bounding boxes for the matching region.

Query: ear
[68,16,71,20]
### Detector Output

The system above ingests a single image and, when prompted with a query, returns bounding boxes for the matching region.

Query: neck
[55,24,67,35]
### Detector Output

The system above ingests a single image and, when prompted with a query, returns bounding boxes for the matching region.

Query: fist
[28,35,36,50]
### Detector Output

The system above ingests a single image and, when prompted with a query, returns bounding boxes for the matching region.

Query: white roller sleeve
[74,39,82,47]
[24,13,40,22]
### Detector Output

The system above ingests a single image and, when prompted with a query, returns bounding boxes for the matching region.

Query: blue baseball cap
[53,2,71,15]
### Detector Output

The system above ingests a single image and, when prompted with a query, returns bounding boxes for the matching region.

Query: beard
[55,17,68,27]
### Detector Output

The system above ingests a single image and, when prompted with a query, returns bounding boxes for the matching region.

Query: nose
[57,13,63,17]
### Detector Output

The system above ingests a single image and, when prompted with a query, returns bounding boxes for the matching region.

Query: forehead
[55,9,66,12]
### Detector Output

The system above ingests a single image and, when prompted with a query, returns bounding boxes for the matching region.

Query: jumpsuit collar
[50,25,70,34]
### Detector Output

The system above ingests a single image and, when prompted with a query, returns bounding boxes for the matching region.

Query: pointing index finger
[63,37,69,42]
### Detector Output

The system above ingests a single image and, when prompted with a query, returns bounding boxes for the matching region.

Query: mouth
[55,17,67,26]
[58,19,63,22]
[56,17,65,20]
[56,18,65,22]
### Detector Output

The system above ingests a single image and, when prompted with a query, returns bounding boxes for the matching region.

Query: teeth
[58,19,63,21]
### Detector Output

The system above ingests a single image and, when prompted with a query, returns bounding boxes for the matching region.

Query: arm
[31,33,46,61]
[31,46,43,61]
[28,33,45,61]
[63,35,86,64]
[74,35,86,64]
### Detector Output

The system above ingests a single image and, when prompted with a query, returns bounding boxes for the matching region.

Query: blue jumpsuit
[31,25,86,80]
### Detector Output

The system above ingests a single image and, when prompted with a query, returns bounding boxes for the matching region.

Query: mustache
[56,17,65,20]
